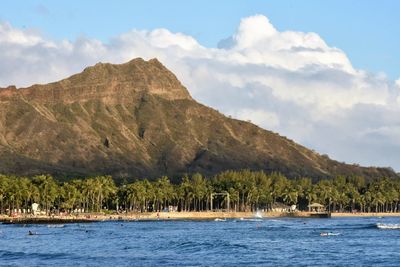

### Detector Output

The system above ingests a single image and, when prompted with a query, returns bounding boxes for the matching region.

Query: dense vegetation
[1,170,399,215]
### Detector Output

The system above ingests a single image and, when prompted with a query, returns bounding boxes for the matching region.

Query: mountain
[0,58,397,181]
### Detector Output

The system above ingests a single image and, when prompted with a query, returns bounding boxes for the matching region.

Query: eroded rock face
[0,58,191,104]
[0,58,396,181]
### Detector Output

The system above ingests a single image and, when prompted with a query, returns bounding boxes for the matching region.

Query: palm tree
[154,176,174,211]
[282,182,298,206]
[228,187,239,211]
[179,175,193,211]
[81,178,94,212]
[304,185,317,209]
[191,173,207,211]
[141,179,154,212]
[271,172,289,206]
[346,185,359,212]
[0,175,10,214]
[32,175,58,214]
[61,181,80,211]
[18,177,32,213]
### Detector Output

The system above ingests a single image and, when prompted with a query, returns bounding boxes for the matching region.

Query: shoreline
[1,211,400,224]
[331,212,400,217]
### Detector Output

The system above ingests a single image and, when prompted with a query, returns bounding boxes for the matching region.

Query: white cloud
[236,109,280,129]
[0,22,43,45]
[0,15,399,171]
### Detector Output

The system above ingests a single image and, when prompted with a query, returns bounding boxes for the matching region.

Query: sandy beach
[2,211,400,224]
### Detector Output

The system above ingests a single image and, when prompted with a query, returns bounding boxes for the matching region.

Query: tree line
[0,170,399,214]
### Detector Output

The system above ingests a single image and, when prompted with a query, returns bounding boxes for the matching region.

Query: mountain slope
[0,58,396,181]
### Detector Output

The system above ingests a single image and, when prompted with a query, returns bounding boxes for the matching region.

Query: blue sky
[1,0,399,79]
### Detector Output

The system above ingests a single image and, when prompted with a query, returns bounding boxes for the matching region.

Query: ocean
[1,217,400,266]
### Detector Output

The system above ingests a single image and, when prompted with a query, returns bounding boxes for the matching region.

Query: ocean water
[1,217,400,266]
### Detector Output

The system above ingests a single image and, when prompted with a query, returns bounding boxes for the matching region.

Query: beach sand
[1,211,400,224]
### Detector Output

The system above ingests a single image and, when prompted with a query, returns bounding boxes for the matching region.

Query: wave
[254,211,263,218]
[47,224,65,228]
[318,223,377,230]
[325,223,400,230]
[376,223,400,229]
[0,250,69,260]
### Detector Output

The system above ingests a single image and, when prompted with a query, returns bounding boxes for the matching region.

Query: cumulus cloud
[236,109,280,129]
[0,15,399,171]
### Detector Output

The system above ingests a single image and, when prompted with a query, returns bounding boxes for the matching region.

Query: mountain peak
[0,58,396,181]
[0,58,192,103]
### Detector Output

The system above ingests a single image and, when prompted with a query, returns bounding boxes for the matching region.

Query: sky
[1,1,400,171]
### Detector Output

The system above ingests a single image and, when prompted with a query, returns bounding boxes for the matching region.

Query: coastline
[330,212,400,217]
[1,211,400,224]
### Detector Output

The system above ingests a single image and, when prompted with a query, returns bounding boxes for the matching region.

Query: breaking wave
[376,223,400,230]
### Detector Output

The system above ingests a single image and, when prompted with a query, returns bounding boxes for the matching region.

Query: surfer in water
[28,231,38,235]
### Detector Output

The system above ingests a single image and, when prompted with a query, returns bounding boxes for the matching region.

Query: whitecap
[376,223,400,230]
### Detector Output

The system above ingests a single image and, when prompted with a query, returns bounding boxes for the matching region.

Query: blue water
[1,217,400,266]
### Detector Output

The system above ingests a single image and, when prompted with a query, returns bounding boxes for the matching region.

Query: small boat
[320,232,340,236]
[214,218,226,222]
